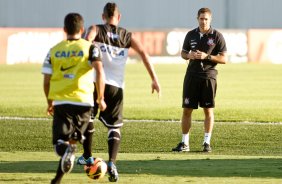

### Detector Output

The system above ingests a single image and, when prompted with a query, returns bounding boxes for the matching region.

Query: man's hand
[194,50,208,60]
[96,98,107,112]
[187,51,197,60]
[151,79,161,98]
[46,100,53,116]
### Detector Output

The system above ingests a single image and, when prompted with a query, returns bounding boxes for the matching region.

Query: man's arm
[92,60,106,111]
[85,25,97,42]
[130,33,161,95]
[194,50,227,64]
[43,74,53,115]
[207,52,227,64]
[181,50,197,60]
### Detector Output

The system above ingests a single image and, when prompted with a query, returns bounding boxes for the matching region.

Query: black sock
[108,130,121,163]
[83,121,94,159]
[51,159,64,184]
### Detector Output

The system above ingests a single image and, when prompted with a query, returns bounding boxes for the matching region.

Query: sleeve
[182,32,191,53]
[89,44,102,63]
[215,32,227,54]
[41,49,53,74]
[124,30,132,48]
[118,27,132,48]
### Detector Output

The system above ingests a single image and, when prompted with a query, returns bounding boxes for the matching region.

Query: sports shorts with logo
[182,75,217,109]
[93,83,123,128]
[52,104,91,144]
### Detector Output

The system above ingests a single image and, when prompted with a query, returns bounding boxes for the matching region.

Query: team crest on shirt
[207,38,215,46]
[107,32,119,40]
[93,47,100,57]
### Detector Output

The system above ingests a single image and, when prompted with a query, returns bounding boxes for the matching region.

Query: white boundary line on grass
[0,116,281,125]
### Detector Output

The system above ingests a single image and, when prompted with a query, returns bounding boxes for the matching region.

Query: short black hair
[197,8,212,17]
[64,13,84,35]
[103,2,119,19]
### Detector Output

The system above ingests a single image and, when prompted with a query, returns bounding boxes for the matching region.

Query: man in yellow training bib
[42,12,106,184]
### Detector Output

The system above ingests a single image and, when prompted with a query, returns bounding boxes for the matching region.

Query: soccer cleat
[77,156,94,165]
[61,144,77,173]
[108,161,119,182]
[172,142,190,152]
[203,142,212,152]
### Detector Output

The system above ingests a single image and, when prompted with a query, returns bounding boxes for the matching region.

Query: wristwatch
[206,55,211,60]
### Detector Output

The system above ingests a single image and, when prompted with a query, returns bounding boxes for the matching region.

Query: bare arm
[181,50,197,60]
[181,50,227,64]
[130,34,161,95]
[207,52,227,64]
[92,60,106,111]
[194,50,227,64]
[43,74,53,115]
[85,25,97,42]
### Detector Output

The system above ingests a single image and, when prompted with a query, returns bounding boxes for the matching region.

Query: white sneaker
[61,144,77,173]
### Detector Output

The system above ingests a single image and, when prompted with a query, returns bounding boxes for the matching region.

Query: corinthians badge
[207,38,214,46]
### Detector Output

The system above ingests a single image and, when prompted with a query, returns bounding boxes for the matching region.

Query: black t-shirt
[182,27,227,79]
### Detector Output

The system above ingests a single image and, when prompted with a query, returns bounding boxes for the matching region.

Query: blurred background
[0,0,282,64]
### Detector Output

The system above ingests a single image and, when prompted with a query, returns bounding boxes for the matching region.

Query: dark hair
[197,8,212,17]
[103,2,119,19]
[64,13,84,35]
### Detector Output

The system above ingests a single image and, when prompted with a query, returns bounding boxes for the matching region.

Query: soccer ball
[84,158,108,180]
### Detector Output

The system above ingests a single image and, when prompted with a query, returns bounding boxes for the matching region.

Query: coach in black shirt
[172,7,227,153]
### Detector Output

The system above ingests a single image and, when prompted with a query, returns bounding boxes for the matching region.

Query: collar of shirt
[196,27,214,36]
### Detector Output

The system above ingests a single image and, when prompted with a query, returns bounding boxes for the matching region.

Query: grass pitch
[0,63,282,122]
[0,152,281,184]
[0,63,282,183]
[0,119,281,183]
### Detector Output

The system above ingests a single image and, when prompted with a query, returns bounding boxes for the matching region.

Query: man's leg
[107,128,121,163]
[180,108,193,149]
[51,159,64,184]
[77,105,97,165]
[182,108,193,135]
[203,107,214,152]
[80,121,95,160]
[76,130,94,165]
[172,108,193,152]
[107,128,120,182]
[51,140,75,183]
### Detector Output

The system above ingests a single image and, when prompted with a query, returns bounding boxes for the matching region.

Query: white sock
[182,133,189,146]
[203,133,211,145]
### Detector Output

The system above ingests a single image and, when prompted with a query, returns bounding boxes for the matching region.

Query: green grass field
[0,152,281,184]
[0,63,282,122]
[0,63,282,183]
[0,120,281,183]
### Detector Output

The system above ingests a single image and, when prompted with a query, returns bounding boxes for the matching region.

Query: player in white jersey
[77,2,161,182]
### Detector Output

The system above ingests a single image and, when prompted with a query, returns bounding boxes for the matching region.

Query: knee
[183,108,193,118]
[54,139,69,157]
[108,128,121,141]
[204,108,214,119]
[85,121,95,136]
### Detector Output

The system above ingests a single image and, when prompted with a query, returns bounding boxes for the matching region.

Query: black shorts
[182,75,217,109]
[52,104,91,144]
[93,83,123,128]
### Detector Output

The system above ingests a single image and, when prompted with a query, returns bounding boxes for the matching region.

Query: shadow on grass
[0,158,281,178]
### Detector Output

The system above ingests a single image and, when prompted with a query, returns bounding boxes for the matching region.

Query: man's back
[94,24,132,88]
[46,39,94,104]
